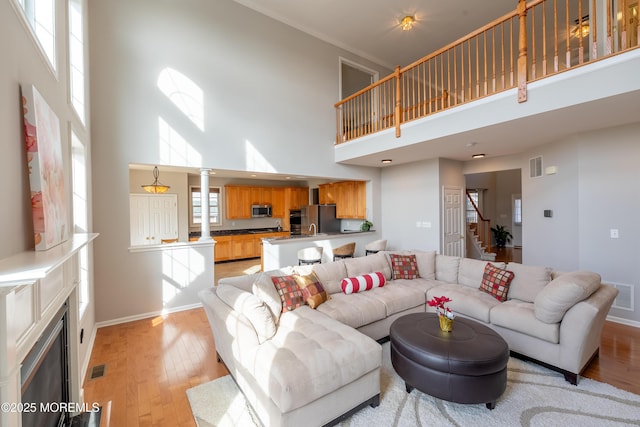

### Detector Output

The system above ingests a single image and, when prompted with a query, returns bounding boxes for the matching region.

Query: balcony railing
[335,0,639,144]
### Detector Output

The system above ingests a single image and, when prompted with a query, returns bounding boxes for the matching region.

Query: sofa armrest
[199,287,261,371]
[557,284,618,374]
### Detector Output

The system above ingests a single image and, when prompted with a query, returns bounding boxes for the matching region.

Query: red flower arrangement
[428,295,455,320]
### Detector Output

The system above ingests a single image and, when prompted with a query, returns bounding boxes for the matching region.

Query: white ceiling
[232,0,517,69]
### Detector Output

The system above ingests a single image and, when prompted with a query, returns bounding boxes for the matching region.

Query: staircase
[466,223,496,261]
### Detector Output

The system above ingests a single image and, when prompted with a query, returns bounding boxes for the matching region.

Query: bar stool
[333,242,356,261]
[298,247,323,266]
[365,239,387,255]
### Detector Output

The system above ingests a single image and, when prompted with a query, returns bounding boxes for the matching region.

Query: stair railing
[466,191,491,254]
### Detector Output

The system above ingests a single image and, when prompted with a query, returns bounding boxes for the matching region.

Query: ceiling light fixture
[572,15,590,38]
[142,166,170,193]
[472,154,486,159]
[400,15,415,31]
[381,159,392,164]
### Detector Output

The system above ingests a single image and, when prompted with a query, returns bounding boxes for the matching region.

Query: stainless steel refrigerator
[301,205,341,234]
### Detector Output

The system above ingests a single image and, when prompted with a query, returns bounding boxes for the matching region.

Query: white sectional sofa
[199,250,618,427]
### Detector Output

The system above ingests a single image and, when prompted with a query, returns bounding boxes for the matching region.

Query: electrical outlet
[610,229,619,239]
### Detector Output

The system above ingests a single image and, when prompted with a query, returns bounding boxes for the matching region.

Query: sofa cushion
[316,292,387,329]
[479,263,515,302]
[341,272,386,294]
[252,306,381,413]
[506,262,552,302]
[294,272,330,309]
[490,299,559,344]
[458,258,506,288]
[389,254,421,279]
[426,283,501,323]
[360,282,427,316]
[217,284,276,344]
[304,261,348,295]
[271,275,306,312]
[534,271,601,324]
[435,254,461,283]
[344,252,392,280]
[252,272,284,323]
[413,250,436,279]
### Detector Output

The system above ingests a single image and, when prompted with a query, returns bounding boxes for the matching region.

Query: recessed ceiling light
[466,142,478,148]
[250,174,257,177]
[472,153,486,159]
[381,159,392,164]
[285,176,291,180]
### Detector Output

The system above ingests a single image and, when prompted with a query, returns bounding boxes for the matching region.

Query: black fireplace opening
[21,302,70,427]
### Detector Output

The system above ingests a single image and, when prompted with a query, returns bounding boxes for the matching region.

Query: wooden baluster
[592,0,598,59]
[475,36,480,97]
[553,0,559,72]
[453,47,458,106]
[607,0,612,54]
[394,66,401,138]
[621,0,628,50]
[468,39,472,100]
[578,0,584,64]
[531,7,537,80]
[447,49,451,108]
[440,54,445,110]
[460,42,465,102]
[492,27,497,92]
[510,17,515,87]
[542,0,548,76]
[517,0,528,102]
[500,23,505,90]
[565,0,571,68]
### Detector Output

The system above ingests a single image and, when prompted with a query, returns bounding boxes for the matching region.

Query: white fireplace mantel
[0,233,98,427]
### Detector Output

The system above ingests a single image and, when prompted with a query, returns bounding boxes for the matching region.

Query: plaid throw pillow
[294,272,330,309]
[480,263,515,302]
[389,254,420,279]
[271,275,305,312]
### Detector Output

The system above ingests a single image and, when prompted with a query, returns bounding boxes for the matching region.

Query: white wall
[1,0,96,387]
[381,159,441,252]
[89,0,388,322]
[464,123,640,324]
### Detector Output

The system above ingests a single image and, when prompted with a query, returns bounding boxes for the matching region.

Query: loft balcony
[334,0,640,167]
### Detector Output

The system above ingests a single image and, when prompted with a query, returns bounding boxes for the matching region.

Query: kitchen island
[261,231,378,270]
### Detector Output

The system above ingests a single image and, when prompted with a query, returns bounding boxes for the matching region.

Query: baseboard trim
[606,315,640,329]
[95,303,203,328]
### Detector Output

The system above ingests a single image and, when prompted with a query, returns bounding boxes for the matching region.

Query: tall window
[13,0,57,71]
[71,131,90,316]
[466,190,479,223]
[68,0,86,123]
[513,197,522,226]
[190,186,221,227]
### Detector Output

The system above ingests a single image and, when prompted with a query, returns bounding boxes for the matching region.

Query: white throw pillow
[435,254,461,283]
[534,271,601,324]
[252,272,283,324]
[217,284,276,343]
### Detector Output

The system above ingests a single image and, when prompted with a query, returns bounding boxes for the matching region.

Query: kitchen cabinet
[271,188,285,218]
[320,181,366,219]
[250,187,272,205]
[318,183,336,205]
[225,186,251,219]
[213,231,288,262]
[289,187,309,209]
[129,194,178,245]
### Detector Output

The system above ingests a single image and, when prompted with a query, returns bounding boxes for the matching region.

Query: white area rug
[187,342,640,426]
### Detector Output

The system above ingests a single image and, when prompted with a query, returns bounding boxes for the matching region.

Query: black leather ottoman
[390,313,509,410]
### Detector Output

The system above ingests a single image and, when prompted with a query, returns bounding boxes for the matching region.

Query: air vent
[529,156,543,178]
[88,364,106,380]
[607,282,634,311]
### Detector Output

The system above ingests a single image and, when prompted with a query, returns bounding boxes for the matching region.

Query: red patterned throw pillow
[389,254,420,279]
[341,272,386,294]
[271,275,305,312]
[294,272,330,309]
[480,263,515,302]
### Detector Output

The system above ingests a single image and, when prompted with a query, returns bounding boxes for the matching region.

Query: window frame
[71,129,90,317]
[11,0,58,75]
[67,0,87,125]
[190,186,222,228]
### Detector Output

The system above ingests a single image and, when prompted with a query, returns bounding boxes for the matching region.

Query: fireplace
[20,302,70,427]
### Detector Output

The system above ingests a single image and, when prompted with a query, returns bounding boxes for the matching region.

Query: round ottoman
[390,313,509,410]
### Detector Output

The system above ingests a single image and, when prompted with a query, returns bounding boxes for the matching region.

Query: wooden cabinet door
[214,236,232,262]
[354,181,366,219]
[333,181,366,219]
[226,186,251,219]
[319,183,336,205]
[250,187,272,205]
[271,188,285,218]
[294,187,309,208]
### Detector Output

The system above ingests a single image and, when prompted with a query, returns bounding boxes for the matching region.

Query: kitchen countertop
[265,230,374,244]
[189,228,284,238]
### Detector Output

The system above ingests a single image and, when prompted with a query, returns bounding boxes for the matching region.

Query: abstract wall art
[22,84,69,251]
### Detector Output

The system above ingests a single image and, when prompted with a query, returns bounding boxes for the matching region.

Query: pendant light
[142,166,170,194]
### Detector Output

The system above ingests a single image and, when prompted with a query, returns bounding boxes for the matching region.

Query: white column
[199,169,213,241]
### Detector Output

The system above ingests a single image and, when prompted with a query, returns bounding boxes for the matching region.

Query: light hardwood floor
[83,259,640,426]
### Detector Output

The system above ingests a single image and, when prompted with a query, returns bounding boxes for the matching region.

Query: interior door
[442,187,464,256]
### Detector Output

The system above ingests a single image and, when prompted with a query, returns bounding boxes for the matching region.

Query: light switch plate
[610,229,619,239]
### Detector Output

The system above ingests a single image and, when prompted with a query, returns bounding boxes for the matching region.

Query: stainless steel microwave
[251,204,272,218]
